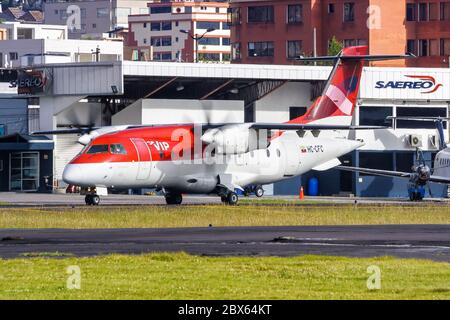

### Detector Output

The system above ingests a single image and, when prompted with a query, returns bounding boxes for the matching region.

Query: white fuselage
[432,148,450,178]
[63,131,363,194]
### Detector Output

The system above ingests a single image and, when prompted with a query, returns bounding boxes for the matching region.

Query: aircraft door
[130,138,152,180]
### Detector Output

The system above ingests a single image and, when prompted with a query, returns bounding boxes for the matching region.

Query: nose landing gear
[85,194,100,206]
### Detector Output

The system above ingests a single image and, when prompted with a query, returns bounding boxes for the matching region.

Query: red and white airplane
[36,46,410,205]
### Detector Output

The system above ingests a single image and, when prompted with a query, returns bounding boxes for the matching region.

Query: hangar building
[1,60,449,197]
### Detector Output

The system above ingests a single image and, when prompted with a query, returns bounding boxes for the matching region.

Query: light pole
[180,28,215,63]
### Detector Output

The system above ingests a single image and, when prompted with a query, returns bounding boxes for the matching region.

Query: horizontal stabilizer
[313,158,341,171]
[297,53,414,62]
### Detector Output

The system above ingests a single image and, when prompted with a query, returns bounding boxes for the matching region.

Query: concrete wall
[113,99,244,125]
[0,39,123,68]
[254,82,312,123]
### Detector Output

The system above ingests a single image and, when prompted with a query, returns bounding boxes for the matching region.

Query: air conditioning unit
[408,134,422,148]
[429,135,439,149]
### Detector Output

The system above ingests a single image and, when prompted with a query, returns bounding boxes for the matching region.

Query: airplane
[337,117,450,201]
[34,46,411,206]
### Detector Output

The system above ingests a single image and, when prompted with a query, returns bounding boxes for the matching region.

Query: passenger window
[277,149,281,157]
[266,149,270,157]
[110,144,127,155]
[86,144,109,154]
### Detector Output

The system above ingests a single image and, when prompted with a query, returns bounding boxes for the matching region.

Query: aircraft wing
[249,124,386,131]
[428,175,450,184]
[336,166,412,178]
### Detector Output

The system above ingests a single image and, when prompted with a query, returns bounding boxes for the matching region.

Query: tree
[328,36,343,56]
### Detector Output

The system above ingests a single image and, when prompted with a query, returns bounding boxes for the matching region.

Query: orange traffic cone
[299,186,305,200]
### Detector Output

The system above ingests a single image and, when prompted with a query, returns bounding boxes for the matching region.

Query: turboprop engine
[78,126,130,145]
[201,124,270,155]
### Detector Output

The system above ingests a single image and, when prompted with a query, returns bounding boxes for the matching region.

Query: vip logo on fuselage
[148,141,170,151]
[375,75,443,94]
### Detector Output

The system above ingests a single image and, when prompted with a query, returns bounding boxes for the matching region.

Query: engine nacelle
[201,124,270,155]
[78,125,130,145]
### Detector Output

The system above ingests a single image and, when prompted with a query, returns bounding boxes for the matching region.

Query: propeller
[412,148,433,198]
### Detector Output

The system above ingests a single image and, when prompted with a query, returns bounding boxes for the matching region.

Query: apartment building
[43,0,149,39]
[127,0,230,62]
[228,0,450,67]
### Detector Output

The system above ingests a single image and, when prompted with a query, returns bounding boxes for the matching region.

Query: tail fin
[290,46,412,126]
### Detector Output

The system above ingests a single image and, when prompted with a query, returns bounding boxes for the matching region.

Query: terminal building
[1,59,449,197]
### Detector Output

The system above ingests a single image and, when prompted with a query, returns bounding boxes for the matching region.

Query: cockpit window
[110,144,127,155]
[86,144,109,154]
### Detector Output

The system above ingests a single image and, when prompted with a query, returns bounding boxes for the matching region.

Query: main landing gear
[85,194,100,206]
[220,191,239,206]
[165,193,183,205]
[243,185,264,198]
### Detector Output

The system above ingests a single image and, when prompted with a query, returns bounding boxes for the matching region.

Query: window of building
[10,152,40,191]
[198,37,220,46]
[407,39,416,55]
[397,107,447,129]
[441,2,450,20]
[343,39,357,47]
[143,38,147,44]
[289,107,307,120]
[418,3,427,21]
[222,38,230,46]
[196,21,220,30]
[116,7,131,18]
[248,6,274,23]
[359,152,394,174]
[396,152,415,173]
[287,4,303,24]
[227,7,241,26]
[418,39,428,56]
[429,3,438,20]
[232,42,241,60]
[153,52,171,61]
[440,38,450,56]
[343,2,355,22]
[151,22,161,31]
[222,53,231,61]
[429,39,439,56]
[287,40,302,59]
[151,36,172,46]
[150,6,171,14]
[161,21,172,30]
[328,3,335,13]
[198,53,221,61]
[97,8,109,17]
[222,22,230,30]
[9,52,18,61]
[248,41,274,57]
[93,23,97,28]
[144,23,147,28]
[359,106,393,126]
[406,3,416,21]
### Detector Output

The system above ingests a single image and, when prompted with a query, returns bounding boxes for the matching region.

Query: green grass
[0,253,449,299]
[0,204,449,229]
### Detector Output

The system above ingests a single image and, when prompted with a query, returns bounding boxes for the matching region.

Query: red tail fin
[290,46,368,125]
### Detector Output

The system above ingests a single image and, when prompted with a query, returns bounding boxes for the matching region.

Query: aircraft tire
[227,192,239,206]
[85,195,92,206]
[255,186,264,198]
[166,193,183,205]
[91,195,100,206]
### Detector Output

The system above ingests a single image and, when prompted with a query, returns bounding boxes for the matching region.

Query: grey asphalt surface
[0,192,448,208]
[1,225,450,262]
